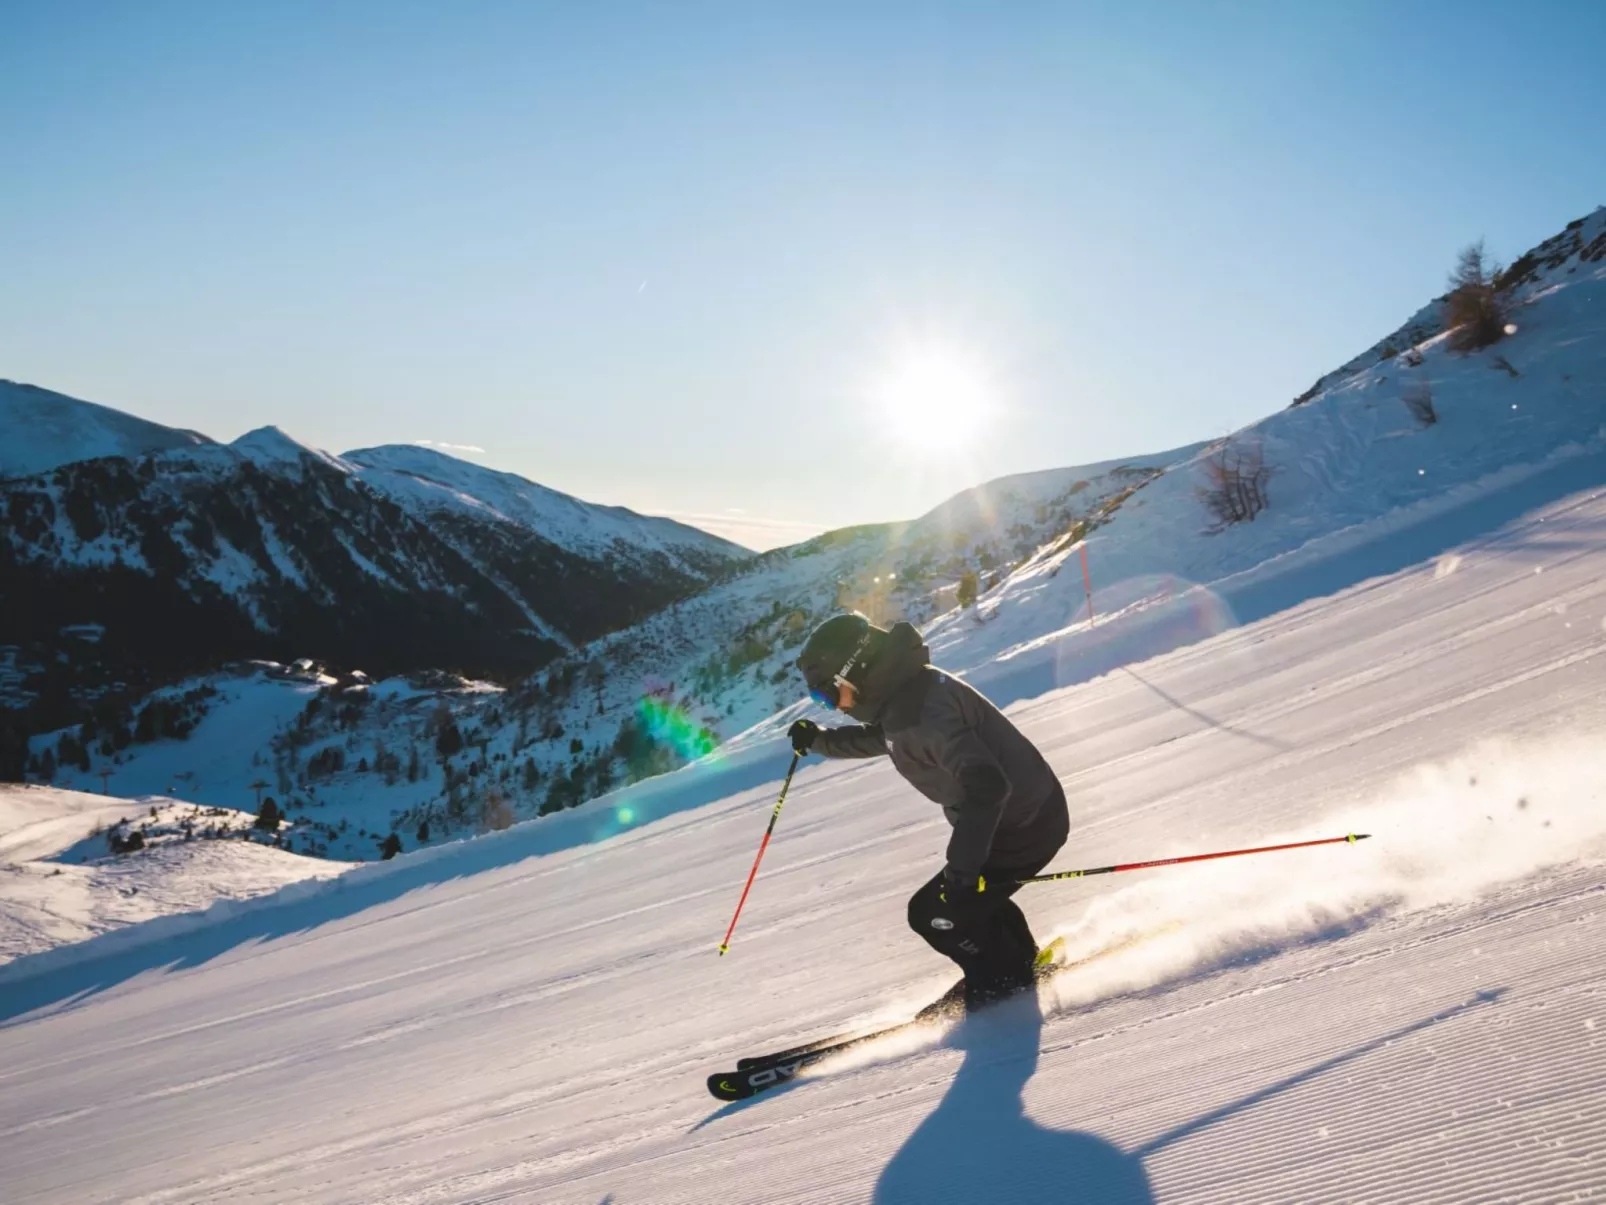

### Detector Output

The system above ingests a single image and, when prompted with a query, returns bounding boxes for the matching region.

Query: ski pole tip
[717,944,729,956]
[1348,833,1371,843]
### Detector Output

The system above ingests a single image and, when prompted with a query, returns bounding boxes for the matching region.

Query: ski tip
[1034,936,1067,969]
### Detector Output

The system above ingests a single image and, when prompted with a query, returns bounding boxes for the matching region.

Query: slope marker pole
[1080,542,1096,627]
[717,753,800,956]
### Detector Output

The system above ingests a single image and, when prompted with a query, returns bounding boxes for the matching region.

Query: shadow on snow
[692,965,1506,1204]
[874,986,1506,1204]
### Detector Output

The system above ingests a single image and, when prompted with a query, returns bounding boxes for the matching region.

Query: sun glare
[871,343,996,457]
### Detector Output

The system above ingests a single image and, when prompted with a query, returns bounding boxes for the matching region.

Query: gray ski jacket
[811,622,1064,875]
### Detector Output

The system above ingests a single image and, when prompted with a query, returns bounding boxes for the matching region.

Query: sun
[870,343,996,457]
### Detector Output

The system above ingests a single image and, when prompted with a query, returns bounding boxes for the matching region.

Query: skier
[788,613,1069,1013]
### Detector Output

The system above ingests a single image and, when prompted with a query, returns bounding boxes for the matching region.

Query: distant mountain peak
[341,443,750,562]
[0,381,214,480]
[231,426,351,475]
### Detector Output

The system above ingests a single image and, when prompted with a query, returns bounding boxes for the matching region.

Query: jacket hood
[845,621,930,724]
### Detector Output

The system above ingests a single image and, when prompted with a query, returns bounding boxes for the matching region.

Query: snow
[342,442,750,566]
[1,465,1603,1202]
[230,425,355,477]
[0,785,349,963]
[0,381,213,480]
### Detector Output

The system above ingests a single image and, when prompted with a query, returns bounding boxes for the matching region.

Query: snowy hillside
[1,452,1602,1203]
[13,447,1182,862]
[344,443,746,571]
[0,381,213,480]
[0,783,348,963]
[908,205,1606,707]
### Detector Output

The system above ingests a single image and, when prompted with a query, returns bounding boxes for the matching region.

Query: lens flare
[637,694,719,763]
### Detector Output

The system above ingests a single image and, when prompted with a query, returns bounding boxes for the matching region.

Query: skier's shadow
[874,992,1151,1204]
[873,985,1508,1204]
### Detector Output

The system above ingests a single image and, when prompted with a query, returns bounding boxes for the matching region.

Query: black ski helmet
[797,612,885,706]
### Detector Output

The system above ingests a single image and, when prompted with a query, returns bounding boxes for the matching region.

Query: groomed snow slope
[1,472,1604,1203]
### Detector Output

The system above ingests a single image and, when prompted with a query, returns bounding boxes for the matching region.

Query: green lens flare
[637,695,718,762]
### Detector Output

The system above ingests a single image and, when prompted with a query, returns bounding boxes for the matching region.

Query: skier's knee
[907,879,944,939]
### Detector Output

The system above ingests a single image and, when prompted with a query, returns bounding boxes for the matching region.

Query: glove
[788,719,820,755]
[939,865,987,903]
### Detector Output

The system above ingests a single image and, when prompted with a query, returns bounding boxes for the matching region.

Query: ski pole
[717,752,800,956]
[1019,832,1370,884]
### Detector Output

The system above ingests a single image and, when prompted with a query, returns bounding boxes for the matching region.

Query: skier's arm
[926,686,1013,877]
[945,764,1010,878]
[813,723,889,759]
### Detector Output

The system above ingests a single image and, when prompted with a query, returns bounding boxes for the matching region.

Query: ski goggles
[807,676,845,710]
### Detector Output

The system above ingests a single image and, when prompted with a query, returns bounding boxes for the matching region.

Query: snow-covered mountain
[0,400,750,726]
[10,207,1606,870]
[0,381,213,479]
[343,443,742,575]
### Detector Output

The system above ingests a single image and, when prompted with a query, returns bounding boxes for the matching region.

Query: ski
[732,938,1065,1072]
[707,928,1178,1102]
[708,1022,915,1101]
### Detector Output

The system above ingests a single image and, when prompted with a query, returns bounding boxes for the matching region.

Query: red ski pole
[717,753,800,955]
[1020,832,1370,884]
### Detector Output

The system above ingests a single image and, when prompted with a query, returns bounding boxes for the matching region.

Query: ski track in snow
[3,476,1606,1200]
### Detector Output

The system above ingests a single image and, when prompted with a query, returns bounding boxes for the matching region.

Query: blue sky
[4,2,1604,548]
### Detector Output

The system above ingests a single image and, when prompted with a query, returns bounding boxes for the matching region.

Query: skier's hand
[788,719,820,755]
[939,865,987,902]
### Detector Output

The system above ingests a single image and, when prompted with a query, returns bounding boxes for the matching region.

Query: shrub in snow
[1402,378,1438,427]
[1,715,32,782]
[307,746,346,778]
[1198,438,1271,527]
[1444,241,1509,353]
[379,833,402,860]
[956,570,980,609]
[107,826,146,855]
[480,788,514,833]
[255,798,282,832]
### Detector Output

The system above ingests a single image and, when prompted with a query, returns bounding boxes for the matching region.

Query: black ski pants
[907,786,1069,998]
